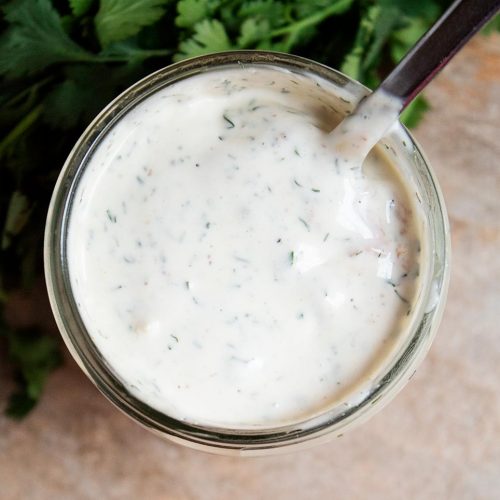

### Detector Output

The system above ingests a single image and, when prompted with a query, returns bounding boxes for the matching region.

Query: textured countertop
[1,34,499,500]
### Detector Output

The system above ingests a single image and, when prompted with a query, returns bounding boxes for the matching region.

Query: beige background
[1,35,499,500]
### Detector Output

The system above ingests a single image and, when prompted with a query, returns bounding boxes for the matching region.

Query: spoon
[330,0,500,163]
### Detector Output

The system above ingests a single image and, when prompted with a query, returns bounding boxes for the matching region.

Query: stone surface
[1,35,499,500]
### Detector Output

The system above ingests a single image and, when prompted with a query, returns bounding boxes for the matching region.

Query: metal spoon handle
[380,0,500,108]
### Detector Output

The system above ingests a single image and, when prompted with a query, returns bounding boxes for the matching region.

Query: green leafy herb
[175,19,232,60]
[69,0,95,17]
[1,322,62,419]
[237,17,271,48]
[0,0,93,78]
[176,0,214,28]
[1,0,462,417]
[223,114,235,128]
[298,217,310,231]
[95,0,170,47]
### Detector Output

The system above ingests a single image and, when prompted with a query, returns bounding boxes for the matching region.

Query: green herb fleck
[223,114,235,129]
[106,209,117,223]
[298,217,310,231]
[234,255,250,264]
[393,288,409,304]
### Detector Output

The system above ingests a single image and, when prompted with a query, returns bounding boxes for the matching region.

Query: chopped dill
[298,217,310,231]
[223,114,235,129]
[106,209,117,223]
[393,289,409,304]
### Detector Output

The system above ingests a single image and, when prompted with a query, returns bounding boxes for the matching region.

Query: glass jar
[44,51,450,456]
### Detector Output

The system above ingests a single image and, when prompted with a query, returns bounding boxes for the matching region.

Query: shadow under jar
[45,51,450,456]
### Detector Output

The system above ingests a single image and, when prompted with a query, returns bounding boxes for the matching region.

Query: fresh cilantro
[69,0,95,17]
[175,19,232,60]
[0,0,93,78]
[237,17,271,48]
[176,0,208,28]
[341,5,380,83]
[293,0,349,18]
[95,0,171,47]
[43,62,145,129]
[98,40,172,62]
[362,6,401,71]
[42,79,84,129]
[176,0,220,28]
[238,0,286,22]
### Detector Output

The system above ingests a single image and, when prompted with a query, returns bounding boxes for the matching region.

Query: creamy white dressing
[329,89,403,167]
[67,66,422,428]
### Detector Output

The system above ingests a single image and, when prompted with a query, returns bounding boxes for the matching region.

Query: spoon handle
[380,0,500,108]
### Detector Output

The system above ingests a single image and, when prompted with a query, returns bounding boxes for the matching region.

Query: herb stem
[270,0,353,38]
[58,48,172,65]
[2,76,53,109]
[0,104,43,158]
[92,49,172,63]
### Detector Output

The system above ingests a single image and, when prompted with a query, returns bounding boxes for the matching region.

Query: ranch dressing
[329,88,403,167]
[67,66,422,428]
